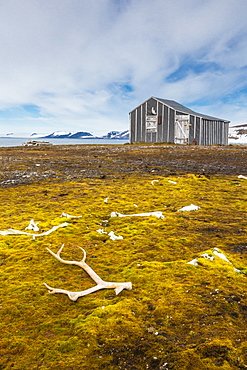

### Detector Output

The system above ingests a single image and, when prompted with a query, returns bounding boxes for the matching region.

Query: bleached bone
[104,197,109,203]
[238,175,247,180]
[110,211,164,219]
[60,212,82,218]
[25,219,39,232]
[187,248,242,273]
[151,180,159,185]
[44,245,132,301]
[201,253,214,261]
[96,229,108,234]
[187,258,198,266]
[212,248,230,263]
[108,231,123,240]
[0,222,69,237]
[96,229,123,240]
[177,204,200,212]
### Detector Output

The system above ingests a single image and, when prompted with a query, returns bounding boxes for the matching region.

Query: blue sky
[0,0,247,136]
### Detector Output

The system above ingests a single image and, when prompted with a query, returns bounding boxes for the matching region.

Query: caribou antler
[44,244,132,301]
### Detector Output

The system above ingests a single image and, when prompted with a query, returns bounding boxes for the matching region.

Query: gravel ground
[1,143,247,187]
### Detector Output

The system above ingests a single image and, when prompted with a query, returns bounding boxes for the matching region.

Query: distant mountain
[70,132,94,139]
[100,130,129,139]
[40,130,129,140]
[229,124,247,144]
[30,133,48,138]
[43,131,93,139]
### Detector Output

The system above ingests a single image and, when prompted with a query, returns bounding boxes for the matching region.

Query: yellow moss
[0,169,246,369]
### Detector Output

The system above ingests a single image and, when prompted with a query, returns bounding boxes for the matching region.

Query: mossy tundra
[0,145,247,369]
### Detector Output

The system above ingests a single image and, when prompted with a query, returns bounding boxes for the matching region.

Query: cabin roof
[130,97,230,122]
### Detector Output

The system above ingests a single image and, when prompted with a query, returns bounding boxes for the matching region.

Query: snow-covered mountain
[100,130,129,139]
[228,124,247,144]
[43,131,93,139]
[30,133,49,138]
[39,130,129,140]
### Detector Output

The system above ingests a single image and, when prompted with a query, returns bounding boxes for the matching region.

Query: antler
[44,244,132,301]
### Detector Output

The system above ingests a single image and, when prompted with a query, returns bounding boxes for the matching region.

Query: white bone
[110,211,164,219]
[96,229,108,234]
[0,222,69,237]
[212,248,231,263]
[201,253,214,261]
[188,248,237,271]
[177,204,200,212]
[108,231,123,240]
[187,258,198,265]
[25,219,39,232]
[60,212,82,218]
[96,229,123,240]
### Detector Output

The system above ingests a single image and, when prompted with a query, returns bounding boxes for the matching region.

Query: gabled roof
[154,98,229,122]
[130,97,229,122]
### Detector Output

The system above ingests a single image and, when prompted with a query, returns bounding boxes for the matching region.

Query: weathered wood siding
[168,108,175,142]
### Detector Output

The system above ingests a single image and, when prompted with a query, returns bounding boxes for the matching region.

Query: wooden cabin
[129,97,230,145]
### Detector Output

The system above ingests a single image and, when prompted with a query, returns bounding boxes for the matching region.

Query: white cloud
[0,0,247,135]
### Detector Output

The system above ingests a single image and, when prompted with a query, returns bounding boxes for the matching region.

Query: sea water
[0,138,129,147]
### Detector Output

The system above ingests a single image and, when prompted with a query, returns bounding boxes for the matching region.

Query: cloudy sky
[0,0,247,136]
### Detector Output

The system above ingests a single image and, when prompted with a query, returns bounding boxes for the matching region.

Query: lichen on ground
[0,145,247,369]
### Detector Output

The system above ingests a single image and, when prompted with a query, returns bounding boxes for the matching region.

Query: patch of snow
[53,131,73,136]
[100,130,129,140]
[229,125,247,144]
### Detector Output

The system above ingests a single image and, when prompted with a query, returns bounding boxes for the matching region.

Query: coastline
[0,137,129,147]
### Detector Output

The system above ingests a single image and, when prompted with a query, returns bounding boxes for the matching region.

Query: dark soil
[1,143,247,187]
